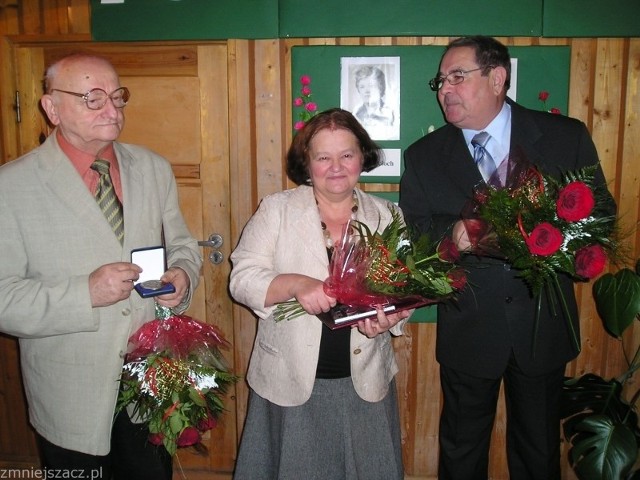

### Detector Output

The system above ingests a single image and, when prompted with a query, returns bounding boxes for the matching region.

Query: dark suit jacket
[399,99,613,378]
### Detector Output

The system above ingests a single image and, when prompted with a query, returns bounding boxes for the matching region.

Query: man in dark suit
[399,36,613,480]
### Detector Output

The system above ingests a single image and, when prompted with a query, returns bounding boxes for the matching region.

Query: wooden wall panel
[620,39,640,381]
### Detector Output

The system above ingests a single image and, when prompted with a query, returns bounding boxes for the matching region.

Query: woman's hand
[265,273,336,315]
[293,277,337,315]
[355,306,411,338]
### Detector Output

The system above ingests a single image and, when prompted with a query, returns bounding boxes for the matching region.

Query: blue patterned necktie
[91,158,124,244]
[471,131,496,183]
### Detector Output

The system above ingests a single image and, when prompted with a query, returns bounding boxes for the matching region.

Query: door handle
[198,234,224,264]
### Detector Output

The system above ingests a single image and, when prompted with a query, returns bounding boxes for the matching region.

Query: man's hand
[156,267,191,308]
[89,262,142,307]
[452,220,473,251]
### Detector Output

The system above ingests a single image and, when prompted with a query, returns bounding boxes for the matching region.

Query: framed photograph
[340,56,400,141]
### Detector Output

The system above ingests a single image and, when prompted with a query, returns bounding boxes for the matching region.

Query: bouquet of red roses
[116,304,238,456]
[275,207,466,322]
[463,155,620,350]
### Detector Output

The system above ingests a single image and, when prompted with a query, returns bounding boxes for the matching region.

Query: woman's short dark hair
[286,108,382,186]
[444,36,511,90]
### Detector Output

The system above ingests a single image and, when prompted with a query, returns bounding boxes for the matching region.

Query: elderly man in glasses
[0,53,202,479]
[400,36,614,480]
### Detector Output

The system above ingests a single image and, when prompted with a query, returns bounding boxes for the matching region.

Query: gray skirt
[233,377,404,480]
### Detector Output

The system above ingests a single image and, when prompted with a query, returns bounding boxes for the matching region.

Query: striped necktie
[91,158,124,244]
[471,131,497,183]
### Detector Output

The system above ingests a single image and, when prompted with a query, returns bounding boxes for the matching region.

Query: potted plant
[561,260,640,479]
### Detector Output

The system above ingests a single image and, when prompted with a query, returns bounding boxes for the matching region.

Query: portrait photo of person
[340,57,400,141]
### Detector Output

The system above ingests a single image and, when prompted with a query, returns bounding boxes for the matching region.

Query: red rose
[473,189,490,205]
[438,236,460,263]
[538,91,550,101]
[556,181,595,222]
[148,432,164,446]
[575,244,607,279]
[176,426,201,447]
[524,222,563,256]
[549,107,561,115]
[447,269,467,291]
[197,413,217,432]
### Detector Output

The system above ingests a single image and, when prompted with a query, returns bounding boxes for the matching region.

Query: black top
[315,248,351,378]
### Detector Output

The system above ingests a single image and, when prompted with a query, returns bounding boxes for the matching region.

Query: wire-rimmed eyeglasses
[428,67,492,92]
[50,87,130,110]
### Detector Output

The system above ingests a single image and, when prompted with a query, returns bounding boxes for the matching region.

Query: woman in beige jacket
[230,108,410,480]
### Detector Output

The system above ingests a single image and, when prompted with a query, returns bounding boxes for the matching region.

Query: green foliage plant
[562,260,640,479]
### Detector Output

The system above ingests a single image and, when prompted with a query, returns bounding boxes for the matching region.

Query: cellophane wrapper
[322,212,465,310]
[117,304,238,456]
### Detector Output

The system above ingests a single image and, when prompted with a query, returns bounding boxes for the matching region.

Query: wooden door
[3,42,237,479]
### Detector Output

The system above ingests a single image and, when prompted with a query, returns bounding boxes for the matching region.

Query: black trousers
[37,409,172,480]
[438,352,564,480]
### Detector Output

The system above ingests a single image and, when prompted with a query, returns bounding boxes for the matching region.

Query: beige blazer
[0,132,202,455]
[230,185,406,406]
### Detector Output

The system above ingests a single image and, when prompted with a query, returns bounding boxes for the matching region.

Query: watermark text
[0,468,103,479]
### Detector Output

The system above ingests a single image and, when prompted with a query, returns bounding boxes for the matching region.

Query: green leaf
[168,412,183,434]
[561,375,635,425]
[189,387,207,407]
[593,269,640,337]
[163,436,177,456]
[570,415,637,480]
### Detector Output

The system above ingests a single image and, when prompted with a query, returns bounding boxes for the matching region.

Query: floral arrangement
[116,305,238,456]
[293,74,318,131]
[275,207,466,322]
[464,156,619,350]
[538,90,561,114]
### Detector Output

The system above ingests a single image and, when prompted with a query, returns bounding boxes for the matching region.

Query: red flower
[300,75,311,86]
[293,97,304,107]
[524,222,563,256]
[301,85,311,96]
[575,244,607,279]
[438,236,460,263]
[473,189,490,205]
[294,121,306,131]
[549,107,561,115]
[306,102,317,113]
[197,412,217,432]
[557,181,595,222]
[148,432,164,446]
[538,91,549,102]
[176,426,201,447]
[447,269,467,291]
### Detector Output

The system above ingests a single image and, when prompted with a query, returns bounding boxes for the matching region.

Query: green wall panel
[91,0,278,41]
[91,1,638,41]
[280,0,542,38]
[543,0,640,37]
